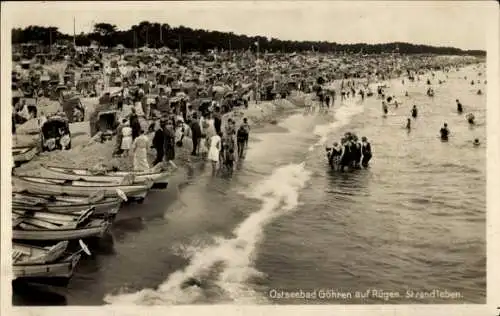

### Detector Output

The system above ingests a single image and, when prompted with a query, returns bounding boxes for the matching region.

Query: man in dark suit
[190,113,202,156]
[129,108,141,140]
[163,119,176,162]
[152,121,165,166]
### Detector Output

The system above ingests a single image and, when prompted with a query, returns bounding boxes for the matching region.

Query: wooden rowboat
[13,175,151,200]
[13,146,39,165]
[12,192,122,216]
[12,215,111,241]
[13,241,69,265]
[12,208,95,229]
[41,164,127,184]
[41,164,170,187]
[13,252,81,286]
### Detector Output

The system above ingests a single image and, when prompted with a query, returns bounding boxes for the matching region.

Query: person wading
[237,124,248,159]
[406,117,413,129]
[222,129,235,169]
[349,136,362,169]
[339,138,352,172]
[240,118,250,150]
[440,123,450,141]
[361,137,372,168]
[328,142,342,171]
[456,99,463,114]
[411,105,418,119]
[190,113,202,156]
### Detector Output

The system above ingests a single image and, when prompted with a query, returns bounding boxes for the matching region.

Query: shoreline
[13,58,485,177]
[13,59,484,177]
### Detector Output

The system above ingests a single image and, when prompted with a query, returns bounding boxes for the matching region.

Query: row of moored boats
[11,163,171,287]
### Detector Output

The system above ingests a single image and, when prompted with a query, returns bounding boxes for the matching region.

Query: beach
[12,63,486,305]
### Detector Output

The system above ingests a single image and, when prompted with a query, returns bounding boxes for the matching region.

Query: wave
[104,162,312,305]
[310,97,365,151]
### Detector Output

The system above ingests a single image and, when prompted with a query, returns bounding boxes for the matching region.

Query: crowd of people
[111,104,251,175]
[326,132,372,171]
[324,64,484,172]
[12,42,485,179]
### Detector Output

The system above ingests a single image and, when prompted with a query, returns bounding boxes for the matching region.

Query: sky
[3,1,495,50]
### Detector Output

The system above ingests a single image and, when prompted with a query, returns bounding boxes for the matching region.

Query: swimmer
[411,105,418,118]
[466,113,475,125]
[473,138,480,147]
[456,99,463,113]
[181,277,203,289]
[440,123,450,141]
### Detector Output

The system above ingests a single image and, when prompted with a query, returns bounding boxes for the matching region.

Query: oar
[169,160,178,169]
[115,188,128,202]
[78,239,92,256]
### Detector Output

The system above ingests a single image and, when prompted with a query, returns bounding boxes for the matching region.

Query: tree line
[11,22,486,56]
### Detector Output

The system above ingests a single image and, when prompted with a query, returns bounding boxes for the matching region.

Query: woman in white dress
[208,131,222,173]
[131,129,150,171]
[121,121,133,156]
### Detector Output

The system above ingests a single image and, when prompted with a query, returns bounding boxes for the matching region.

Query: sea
[13,63,487,305]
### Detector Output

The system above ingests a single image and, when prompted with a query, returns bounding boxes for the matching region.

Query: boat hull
[41,165,126,183]
[13,146,39,165]
[13,241,69,265]
[12,200,121,217]
[110,171,169,186]
[42,165,171,186]
[13,176,150,200]
[13,253,81,286]
[42,165,170,186]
